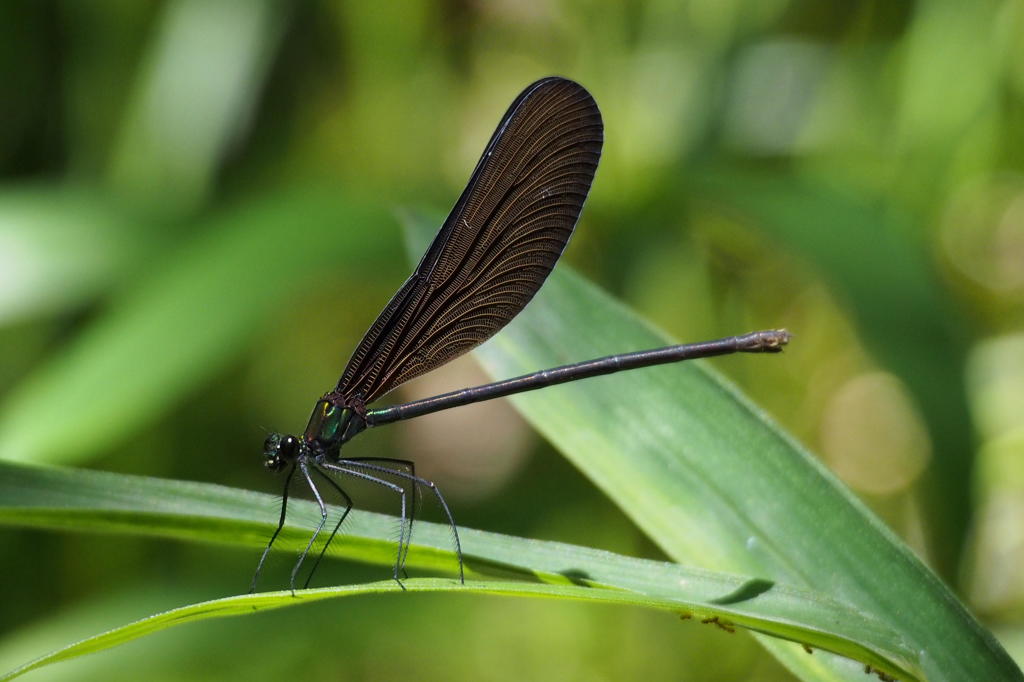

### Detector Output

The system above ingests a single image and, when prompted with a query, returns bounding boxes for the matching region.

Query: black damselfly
[252,77,789,592]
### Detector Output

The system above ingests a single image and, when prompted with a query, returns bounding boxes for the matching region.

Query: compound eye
[278,435,300,459]
[262,433,292,473]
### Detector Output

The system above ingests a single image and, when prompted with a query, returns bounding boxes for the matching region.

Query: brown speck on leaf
[700,616,735,633]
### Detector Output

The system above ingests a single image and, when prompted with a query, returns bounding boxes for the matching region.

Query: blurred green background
[1,0,1023,679]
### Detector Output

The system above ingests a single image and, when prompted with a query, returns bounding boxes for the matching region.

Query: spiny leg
[341,459,417,580]
[340,458,464,584]
[319,461,410,589]
[303,465,354,589]
[250,463,297,593]
[291,460,329,593]
[346,457,418,579]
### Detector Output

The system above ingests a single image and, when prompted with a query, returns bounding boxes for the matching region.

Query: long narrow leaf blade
[400,216,1020,682]
[0,461,917,681]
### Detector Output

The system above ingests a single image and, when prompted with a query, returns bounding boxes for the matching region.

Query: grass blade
[0,461,917,681]
[401,215,1020,682]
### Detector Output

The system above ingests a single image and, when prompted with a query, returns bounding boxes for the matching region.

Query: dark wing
[335,77,603,405]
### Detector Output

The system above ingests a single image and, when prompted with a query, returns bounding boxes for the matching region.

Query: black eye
[262,433,295,473]
[279,435,300,459]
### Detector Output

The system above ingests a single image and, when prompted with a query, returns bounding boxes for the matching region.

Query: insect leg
[345,457,418,578]
[290,460,329,593]
[302,465,354,589]
[319,461,410,589]
[340,458,464,584]
[250,462,297,593]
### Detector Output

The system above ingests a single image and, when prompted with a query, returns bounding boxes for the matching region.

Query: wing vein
[333,77,603,405]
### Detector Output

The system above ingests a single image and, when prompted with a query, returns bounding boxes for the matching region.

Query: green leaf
[689,167,975,582]
[0,210,1016,682]
[0,461,916,681]
[0,186,143,324]
[107,0,288,212]
[402,214,1020,681]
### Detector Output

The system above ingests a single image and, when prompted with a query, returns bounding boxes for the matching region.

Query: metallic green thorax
[303,399,365,451]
